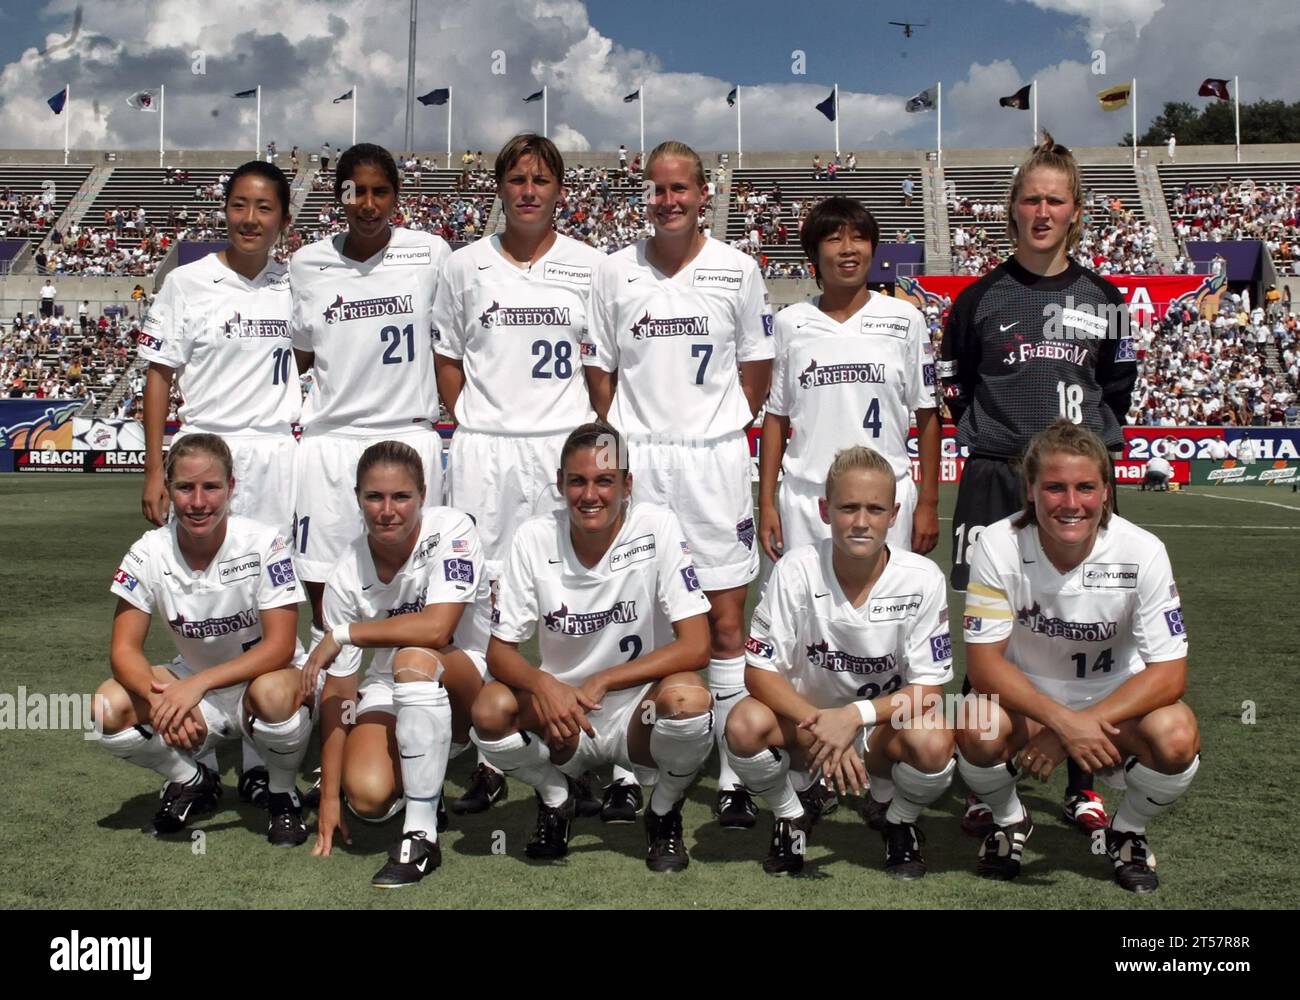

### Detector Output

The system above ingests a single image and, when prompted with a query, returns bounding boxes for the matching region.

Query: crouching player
[725,446,955,878]
[301,441,490,889]
[957,420,1199,893]
[471,422,714,872]
[94,433,313,846]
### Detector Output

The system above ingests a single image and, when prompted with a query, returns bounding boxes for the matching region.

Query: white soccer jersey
[110,516,303,672]
[492,502,710,715]
[963,514,1188,708]
[322,508,489,681]
[768,295,936,484]
[746,540,953,708]
[582,238,774,441]
[290,228,450,434]
[137,253,298,435]
[432,233,603,434]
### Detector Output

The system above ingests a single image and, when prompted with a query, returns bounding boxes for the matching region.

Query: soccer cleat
[975,809,1034,881]
[1063,789,1110,833]
[600,781,643,824]
[860,795,890,832]
[716,787,758,829]
[961,794,996,838]
[1106,828,1159,893]
[237,765,270,808]
[883,820,928,880]
[267,790,308,847]
[796,779,839,826]
[762,815,810,876]
[371,831,440,888]
[449,763,507,815]
[571,772,603,818]
[152,762,222,835]
[525,795,574,860]
[644,802,690,873]
[303,767,322,809]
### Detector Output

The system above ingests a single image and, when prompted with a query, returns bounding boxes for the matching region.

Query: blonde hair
[1006,131,1084,253]
[166,433,233,482]
[824,446,896,503]
[1014,419,1114,529]
[645,140,707,190]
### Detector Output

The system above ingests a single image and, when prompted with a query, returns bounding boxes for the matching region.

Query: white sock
[790,768,817,793]
[709,656,746,792]
[610,763,637,787]
[394,681,451,839]
[250,706,312,795]
[726,741,803,819]
[197,747,218,773]
[886,759,955,825]
[476,748,502,776]
[101,725,199,784]
[648,712,714,815]
[957,750,1024,826]
[240,738,266,773]
[473,730,568,808]
[1112,756,1200,834]
[869,774,895,803]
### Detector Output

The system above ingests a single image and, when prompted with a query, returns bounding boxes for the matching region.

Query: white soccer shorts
[548,683,658,786]
[354,649,489,718]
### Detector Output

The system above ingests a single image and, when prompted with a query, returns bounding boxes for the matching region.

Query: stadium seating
[0,164,93,265]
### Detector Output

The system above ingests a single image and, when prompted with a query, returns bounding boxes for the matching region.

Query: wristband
[854,699,877,728]
[331,623,353,647]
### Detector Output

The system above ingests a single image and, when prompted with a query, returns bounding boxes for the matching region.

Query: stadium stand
[1,164,93,269]
[553,164,662,251]
[1,307,137,409]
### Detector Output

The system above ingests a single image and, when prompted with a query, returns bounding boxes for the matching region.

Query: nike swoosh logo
[626,276,641,283]
[715,690,745,702]
[795,321,810,329]
[362,584,374,591]
[477,264,491,270]
[666,770,695,778]
[399,752,424,760]
[415,857,429,872]
[1021,559,1035,564]
[548,558,561,564]
[814,591,830,598]
[212,278,225,284]
[1146,796,1176,807]
[1000,322,1019,332]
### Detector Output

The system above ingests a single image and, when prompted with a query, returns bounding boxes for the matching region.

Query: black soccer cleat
[449,763,506,815]
[645,802,690,873]
[571,772,603,819]
[152,762,222,835]
[1106,828,1159,893]
[237,765,270,808]
[600,781,643,824]
[762,815,809,876]
[860,795,890,832]
[883,820,928,880]
[796,779,839,826]
[525,795,574,860]
[371,831,441,888]
[716,787,758,829]
[975,809,1034,881]
[267,790,308,847]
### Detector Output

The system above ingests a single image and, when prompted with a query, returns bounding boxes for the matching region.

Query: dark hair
[355,440,426,495]
[1013,419,1113,530]
[799,197,880,287]
[224,160,291,219]
[559,420,628,477]
[334,143,401,202]
[166,433,233,482]
[494,133,565,187]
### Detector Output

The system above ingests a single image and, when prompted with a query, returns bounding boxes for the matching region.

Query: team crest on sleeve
[923,363,936,386]
[736,517,755,550]
[762,313,774,337]
[444,558,475,584]
[451,538,470,555]
[1164,607,1186,637]
[136,330,163,351]
[113,568,138,591]
[745,635,774,658]
[964,615,983,632]
[580,340,597,357]
[267,558,296,587]
[1116,336,1137,362]
[680,565,701,592]
[930,633,953,663]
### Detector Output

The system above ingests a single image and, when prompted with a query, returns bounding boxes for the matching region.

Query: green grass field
[2,474,1297,909]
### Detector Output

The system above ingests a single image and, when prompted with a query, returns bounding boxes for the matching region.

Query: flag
[332,89,353,104]
[47,87,67,115]
[1097,83,1131,111]
[905,85,936,113]
[523,89,544,103]
[1198,78,1230,101]
[726,87,737,108]
[999,83,1031,111]
[815,89,836,122]
[232,88,257,99]
[623,89,640,103]
[126,90,158,112]
[418,88,450,106]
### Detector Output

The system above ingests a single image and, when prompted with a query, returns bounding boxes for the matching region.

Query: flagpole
[639,83,645,159]
[833,83,840,157]
[737,86,743,167]
[936,81,942,164]
[447,87,453,169]
[159,84,165,167]
[543,86,548,138]
[1234,75,1241,163]
[1131,77,1137,169]
[405,0,417,154]
[64,83,70,166]
[255,85,261,159]
[352,83,357,147]
[1032,79,1038,145]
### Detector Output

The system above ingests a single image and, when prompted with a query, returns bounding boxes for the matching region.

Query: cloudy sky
[0,0,1295,156]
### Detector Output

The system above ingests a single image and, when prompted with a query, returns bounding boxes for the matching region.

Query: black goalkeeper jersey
[939,257,1137,458]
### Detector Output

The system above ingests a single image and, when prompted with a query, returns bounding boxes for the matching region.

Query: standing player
[94,434,313,846]
[940,133,1137,832]
[583,140,774,828]
[759,196,940,565]
[727,447,954,877]
[433,134,603,816]
[290,143,451,642]
[957,421,1199,892]
[301,441,489,888]
[137,161,298,806]
[471,423,714,871]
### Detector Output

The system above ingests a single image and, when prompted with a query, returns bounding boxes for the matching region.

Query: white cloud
[1019,0,1165,43]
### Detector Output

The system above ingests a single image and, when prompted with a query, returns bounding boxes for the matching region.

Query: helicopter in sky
[888,19,928,38]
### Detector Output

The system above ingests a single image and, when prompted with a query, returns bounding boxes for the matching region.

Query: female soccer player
[94,434,312,846]
[471,422,713,871]
[727,446,955,878]
[582,140,774,828]
[940,133,1137,831]
[433,134,602,815]
[957,420,1198,893]
[301,440,490,889]
[760,196,939,565]
[290,143,452,638]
